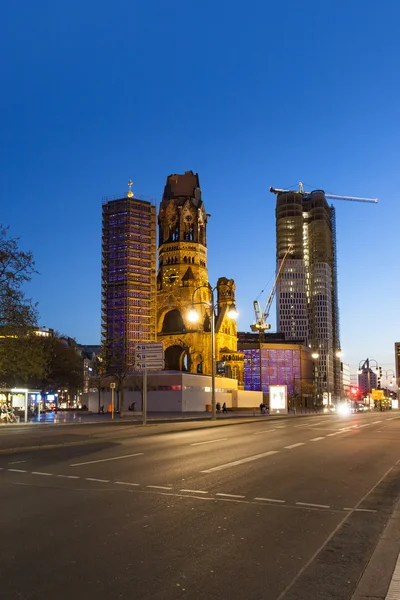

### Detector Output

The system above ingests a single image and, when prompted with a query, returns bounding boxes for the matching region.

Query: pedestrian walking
[222,402,227,413]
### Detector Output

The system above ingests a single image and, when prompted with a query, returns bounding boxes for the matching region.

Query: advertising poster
[269,384,288,414]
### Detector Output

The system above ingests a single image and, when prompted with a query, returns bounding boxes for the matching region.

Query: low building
[238,332,316,408]
[84,371,262,413]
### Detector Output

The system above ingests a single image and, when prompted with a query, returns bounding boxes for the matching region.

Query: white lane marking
[385,548,400,600]
[327,432,342,437]
[70,453,144,467]
[115,481,140,487]
[296,501,330,509]
[254,497,285,503]
[386,417,397,421]
[216,493,245,499]
[7,468,27,473]
[201,450,279,473]
[294,420,324,428]
[86,478,109,483]
[57,475,80,479]
[147,485,172,490]
[343,507,377,513]
[8,460,27,464]
[310,437,325,441]
[358,423,371,428]
[285,443,305,449]
[191,438,227,446]
[253,429,276,435]
[275,426,286,428]
[371,420,382,424]
[180,489,208,494]
[31,472,53,476]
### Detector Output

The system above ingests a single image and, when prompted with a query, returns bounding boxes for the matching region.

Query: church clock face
[163,268,179,287]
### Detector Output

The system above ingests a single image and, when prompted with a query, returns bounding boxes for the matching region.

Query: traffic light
[377,366,382,389]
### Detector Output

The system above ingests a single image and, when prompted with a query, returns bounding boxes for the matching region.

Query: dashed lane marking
[294,420,325,428]
[201,450,279,473]
[191,438,227,446]
[115,481,140,487]
[327,432,342,437]
[253,429,276,435]
[296,501,330,509]
[8,460,27,465]
[70,452,144,467]
[216,493,245,499]
[0,469,382,513]
[310,437,325,441]
[343,507,378,513]
[254,497,285,503]
[285,443,305,449]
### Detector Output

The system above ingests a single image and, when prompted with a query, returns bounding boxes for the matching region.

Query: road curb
[351,498,400,600]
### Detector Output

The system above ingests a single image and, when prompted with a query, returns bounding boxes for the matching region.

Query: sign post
[134,343,164,426]
[110,382,116,419]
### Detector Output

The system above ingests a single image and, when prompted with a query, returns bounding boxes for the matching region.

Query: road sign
[134,342,165,371]
[135,343,164,352]
[135,351,164,360]
[135,361,165,371]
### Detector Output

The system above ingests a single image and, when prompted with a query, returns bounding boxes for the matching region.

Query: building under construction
[274,188,341,403]
[101,185,157,371]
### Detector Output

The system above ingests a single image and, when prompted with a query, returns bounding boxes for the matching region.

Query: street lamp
[358,358,379,407]
[187,285,238,421]
[382,369,395,400]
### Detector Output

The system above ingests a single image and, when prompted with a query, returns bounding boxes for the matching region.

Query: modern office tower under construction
[274,188,341,404]
[101,182,157,371]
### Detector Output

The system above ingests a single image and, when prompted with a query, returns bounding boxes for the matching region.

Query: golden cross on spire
[127,179,134,198]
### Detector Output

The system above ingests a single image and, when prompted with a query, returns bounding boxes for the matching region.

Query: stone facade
[156,171,244,388]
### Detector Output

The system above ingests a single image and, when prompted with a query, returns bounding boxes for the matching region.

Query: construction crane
[270,182,378,204]
[250,244,294,333]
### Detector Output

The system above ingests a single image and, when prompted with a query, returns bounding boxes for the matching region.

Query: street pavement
[0,411,399,599]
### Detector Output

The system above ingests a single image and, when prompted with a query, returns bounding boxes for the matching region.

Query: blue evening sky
[1,0,399,375]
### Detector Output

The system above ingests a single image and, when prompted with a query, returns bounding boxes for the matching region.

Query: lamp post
[312,340,342,407]
[382,369,395,401]
[187,285,238,420]
[358,358,378,407]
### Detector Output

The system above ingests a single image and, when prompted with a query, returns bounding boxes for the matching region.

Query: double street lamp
[187,285,238,420]
[382,369,395,399]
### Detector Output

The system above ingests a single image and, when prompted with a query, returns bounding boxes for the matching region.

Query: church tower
[157,171,243,386]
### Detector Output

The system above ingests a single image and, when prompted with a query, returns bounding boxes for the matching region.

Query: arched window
[162,309,185,333]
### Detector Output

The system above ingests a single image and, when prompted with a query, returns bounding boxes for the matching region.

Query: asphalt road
[0,411,399,600]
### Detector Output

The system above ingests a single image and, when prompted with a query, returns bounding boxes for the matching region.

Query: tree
[0,225,38,333]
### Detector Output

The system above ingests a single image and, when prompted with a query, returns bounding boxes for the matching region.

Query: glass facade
[243,347,301,394]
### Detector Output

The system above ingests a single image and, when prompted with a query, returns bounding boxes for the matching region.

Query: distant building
[101,183,157,371]
[358,368,378,395]
[274,188,341,402]
[395,342,400,399]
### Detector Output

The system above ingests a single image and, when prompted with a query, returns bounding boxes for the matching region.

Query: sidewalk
[2,408,329,427]
[351,498,400,599]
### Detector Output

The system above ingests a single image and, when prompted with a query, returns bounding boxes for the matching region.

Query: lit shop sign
[269,385,288,414]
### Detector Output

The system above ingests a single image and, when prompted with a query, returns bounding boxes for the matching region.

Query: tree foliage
[0,225,38,332]
[0,333,83,393]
